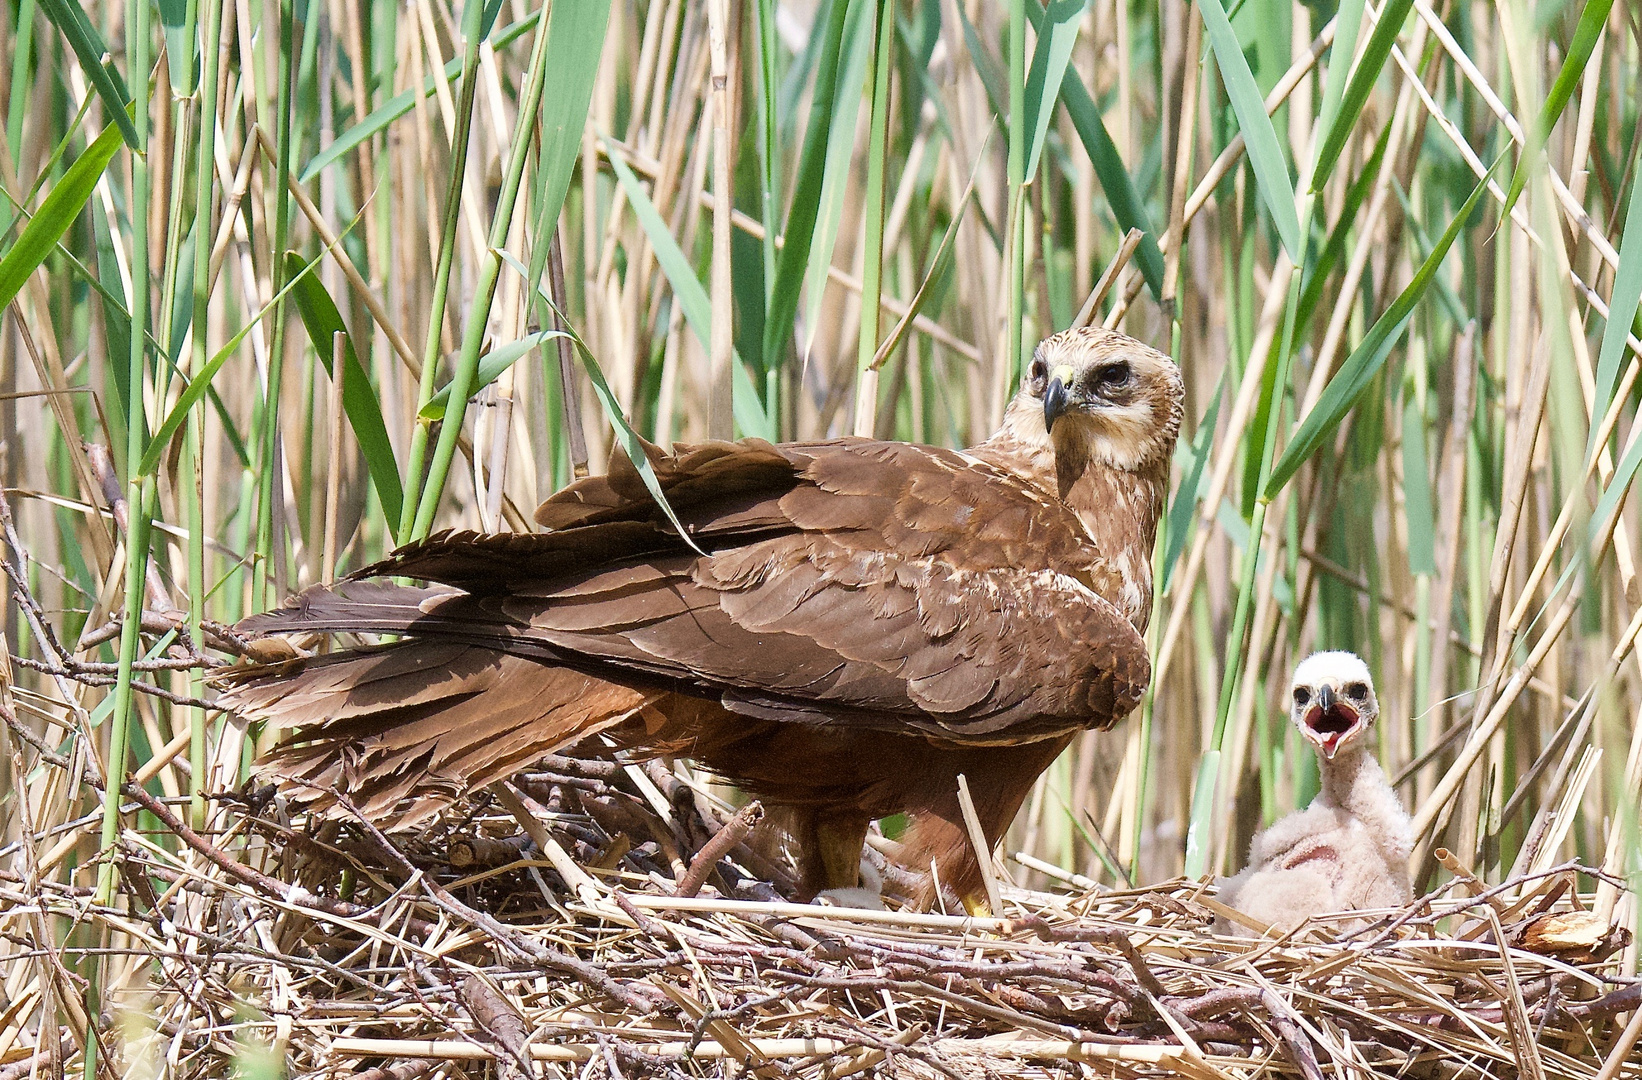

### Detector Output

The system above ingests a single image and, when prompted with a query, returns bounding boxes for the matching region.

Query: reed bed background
[0,0,1640,1070]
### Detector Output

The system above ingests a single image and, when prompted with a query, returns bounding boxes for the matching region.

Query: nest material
[1,752,1638,1080]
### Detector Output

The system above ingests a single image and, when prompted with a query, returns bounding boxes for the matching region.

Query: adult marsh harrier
[221,327,1184,908]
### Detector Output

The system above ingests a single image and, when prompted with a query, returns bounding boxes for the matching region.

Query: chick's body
[1217,652,1412,934]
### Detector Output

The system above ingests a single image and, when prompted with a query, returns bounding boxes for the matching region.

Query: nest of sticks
[0,734,1636,1079]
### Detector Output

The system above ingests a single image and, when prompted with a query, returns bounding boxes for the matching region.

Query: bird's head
[1290,651,1379,760]
[1021,328,1184,474]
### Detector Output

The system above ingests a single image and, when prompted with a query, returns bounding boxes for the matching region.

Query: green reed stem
[409,0,557,540]
[398,0,486,545]
[1006,0,1027,388]
[95,0,152,909]
[852,0,893,434]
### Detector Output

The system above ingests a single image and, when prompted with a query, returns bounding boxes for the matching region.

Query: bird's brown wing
[248,438,1147,738]
[222,437,1148,820]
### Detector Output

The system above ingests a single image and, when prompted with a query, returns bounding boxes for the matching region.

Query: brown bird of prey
[220,327,1183,908]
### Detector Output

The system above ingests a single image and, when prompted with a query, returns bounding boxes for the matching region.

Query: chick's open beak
[1043,365,1076,433]
[1300,683,1362,759]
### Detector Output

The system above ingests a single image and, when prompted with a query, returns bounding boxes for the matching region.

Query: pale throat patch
[1074,401,1157,472]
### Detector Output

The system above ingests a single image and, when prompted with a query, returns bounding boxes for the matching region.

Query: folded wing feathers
[223,435,1150,823]
[235,580,463,637]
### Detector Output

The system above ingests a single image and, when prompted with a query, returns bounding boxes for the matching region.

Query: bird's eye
[1093,362,1130,390]
[1028,357,1048,388]
[1293,688,1311,706]
[1345,682,1368,700]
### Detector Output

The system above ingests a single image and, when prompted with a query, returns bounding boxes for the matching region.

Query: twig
[1009,915,1164,999]
[10,653,213,674]
[82,442,177,613]
[675,799,761,898]
[458,974,534,1079]
[594,1034,626,1080]
[74,611,243,654]
[7,657,216,708]
[117,781,437,935]
[1259,989,1324,1080]
[350,1063,437,1080]
[331,792,657,1014]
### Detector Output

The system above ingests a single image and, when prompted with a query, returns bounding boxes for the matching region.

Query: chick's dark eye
[1028,358,1047,388]
[1345,682,1368,700]
[1293,688,1311,706]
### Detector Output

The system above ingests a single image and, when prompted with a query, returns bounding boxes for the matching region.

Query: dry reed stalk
[706,0,733,438]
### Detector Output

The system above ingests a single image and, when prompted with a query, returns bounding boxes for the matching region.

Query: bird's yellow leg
[816,818,870,889]
[796,815,873,900]
[961,893,992,918]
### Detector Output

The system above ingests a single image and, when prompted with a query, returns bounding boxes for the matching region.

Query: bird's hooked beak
[1300,682,1363,759]
[1043,364,1076,433]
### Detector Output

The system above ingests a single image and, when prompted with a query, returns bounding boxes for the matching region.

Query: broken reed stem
[491,781,602,902]
[956,773,1003,914]
[1433,847,1509,912]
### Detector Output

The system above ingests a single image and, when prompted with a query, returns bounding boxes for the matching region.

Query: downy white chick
[1216,651,1412,935]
